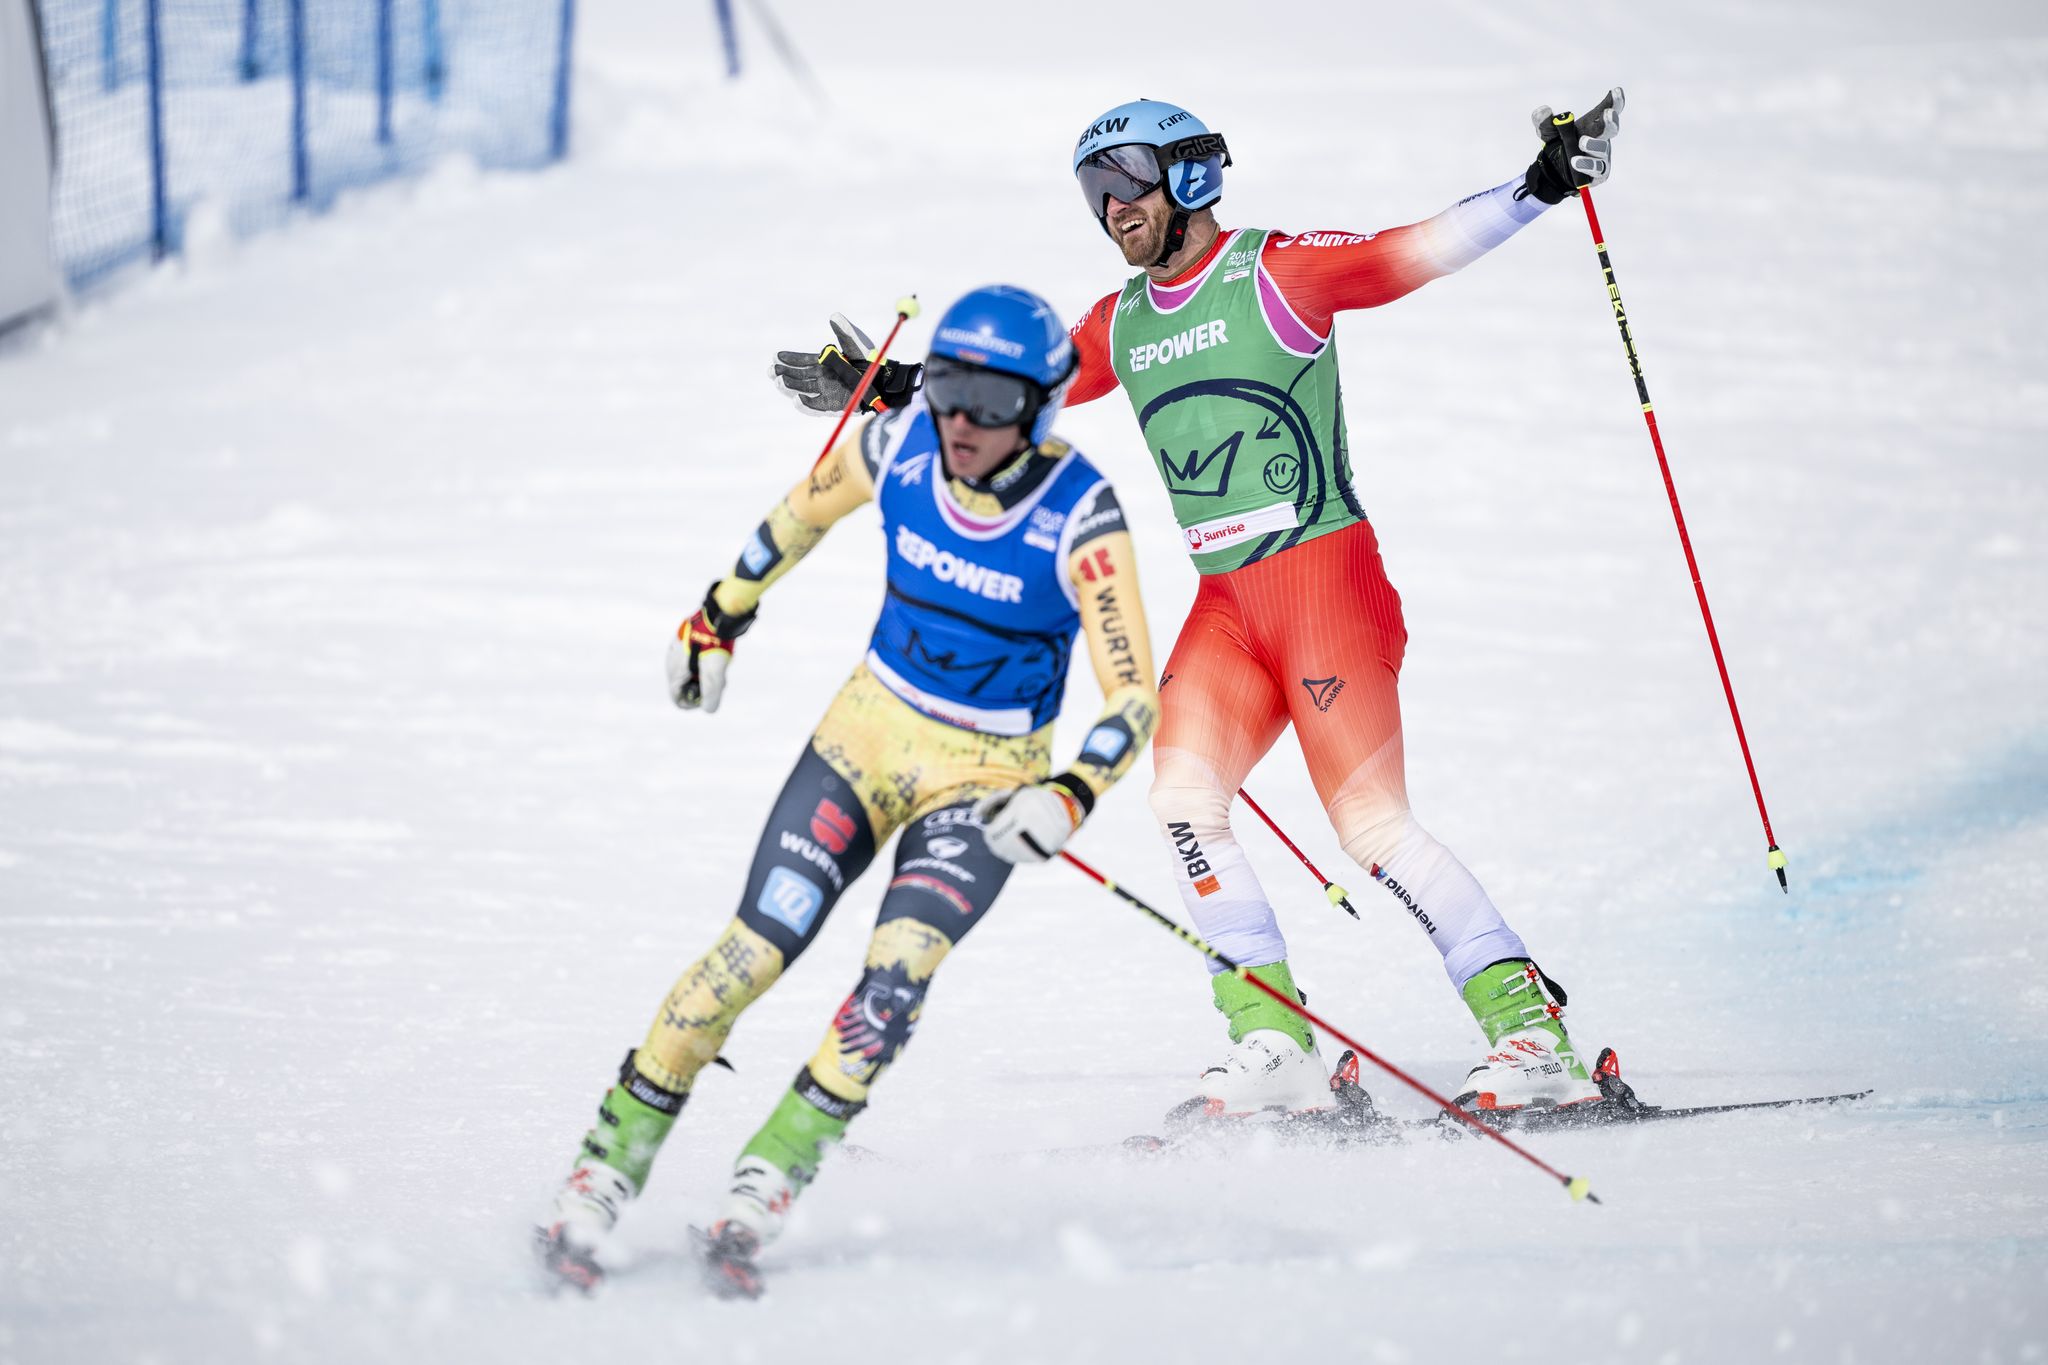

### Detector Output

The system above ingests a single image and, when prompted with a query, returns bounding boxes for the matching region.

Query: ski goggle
[923,358,1042,430]
[1074,133,1230,216]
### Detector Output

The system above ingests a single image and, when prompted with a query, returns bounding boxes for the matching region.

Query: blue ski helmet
[925,284,1077,445]
[1072,98,1230,226]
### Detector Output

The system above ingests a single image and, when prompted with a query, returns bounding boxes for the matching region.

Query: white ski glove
[666,588,755,713]
[973,781,1085,865]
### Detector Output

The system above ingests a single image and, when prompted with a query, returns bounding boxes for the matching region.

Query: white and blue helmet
[924,285,1077,445]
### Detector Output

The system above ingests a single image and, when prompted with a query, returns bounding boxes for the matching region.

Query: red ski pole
[808,296,919,473]
[1058,849,1601,1205]
[1236,787,1356,918]
[1572,184,1788,892]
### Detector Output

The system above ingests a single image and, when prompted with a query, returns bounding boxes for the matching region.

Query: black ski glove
[769,314,922,416]
[1517,86,1624,205]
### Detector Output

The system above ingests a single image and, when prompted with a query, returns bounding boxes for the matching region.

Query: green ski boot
[535,1050,688,1292]
[1456,960,1600,1111]
[713,1069,856,1248]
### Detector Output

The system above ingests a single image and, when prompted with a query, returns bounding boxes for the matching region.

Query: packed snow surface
[4,2,2046,1361]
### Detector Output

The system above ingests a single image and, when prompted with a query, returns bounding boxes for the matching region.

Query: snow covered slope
[2,2,2044,1361]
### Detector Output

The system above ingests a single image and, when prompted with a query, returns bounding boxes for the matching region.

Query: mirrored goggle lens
[1075,144,1163,213]
[924,360,1036,429]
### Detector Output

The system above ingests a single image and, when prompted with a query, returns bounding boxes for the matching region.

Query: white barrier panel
[1,0,58,330]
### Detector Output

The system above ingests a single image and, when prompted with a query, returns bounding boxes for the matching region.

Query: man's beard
[1116,217,1162,267]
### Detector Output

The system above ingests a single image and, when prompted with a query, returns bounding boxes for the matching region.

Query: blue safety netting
[36,0,572,289]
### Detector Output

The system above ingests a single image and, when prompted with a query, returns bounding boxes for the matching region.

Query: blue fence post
[144,0,167,258]
[287,0,307,201]
[714,0,739,78]
[100,0,120,92]
[238,0,259,80]
[549,0,576,160]
[421,0,444,103]
[375,0,393,145]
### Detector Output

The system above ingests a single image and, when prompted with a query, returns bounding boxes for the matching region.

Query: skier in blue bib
[535,285,1161,1299]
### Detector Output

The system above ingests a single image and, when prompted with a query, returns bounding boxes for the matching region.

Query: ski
[1450,1046,1872,1133]
[1105,1087,1874,1155]
[1450,1087,1874,1135]
[1003,1054,1401,1161]
[695,1223,766,1301]
[533,1223,606,1296]
[1010,1048,1872,1160]
[532,1216,774,1299]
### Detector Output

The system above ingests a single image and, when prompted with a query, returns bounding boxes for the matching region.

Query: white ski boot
[1183,1028,1337,1122]
[717,1155,795,1246]
[694,1156,791,1300]
[534,1162,636,1293]
[1455,960,1601,1111]
[1167,961,1335,1127]
[1456,1030,1603,1111]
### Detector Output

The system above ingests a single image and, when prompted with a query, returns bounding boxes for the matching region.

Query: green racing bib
[1108,229,1365,574]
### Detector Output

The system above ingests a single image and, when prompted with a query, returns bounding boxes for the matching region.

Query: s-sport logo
[1301,675,1345,712]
